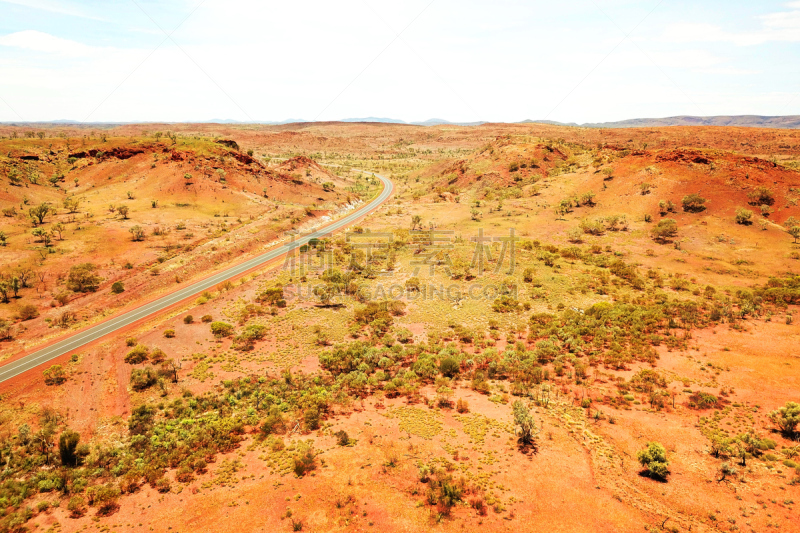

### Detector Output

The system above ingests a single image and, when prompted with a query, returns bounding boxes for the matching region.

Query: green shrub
[67,496,86,518]
[651,219,678,243]
[210,321,234,337]
[770,402,800,436]
[334,430,350,446]
[688,392,718,409]
[439,357,460,378]
[293,449,317,477]
[637,442,670,480]
[735,207,753,225]
[748,186,774,206]
[124,345,149,364]
[43,364,66,385]
[682,193,707,212]
[16,304,39,321]
[111,281,125,294]
[59,429,81,466]
[492,295,520,313]
[130,367,158,390]
[87,484,121,515]
[66,263,102,293]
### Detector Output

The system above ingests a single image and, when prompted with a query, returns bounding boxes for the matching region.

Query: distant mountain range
[2,115,799,129]
[521,115,800,129]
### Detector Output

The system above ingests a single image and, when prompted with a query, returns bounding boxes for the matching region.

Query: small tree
[51,222,65,240]
[637,442,670,480]
[59,429,81,466]
[63,197,80,213]
[43,364,66,385]
[116,205,129,219]
[129,225,145,241]
[68,496,86,518]
[789,225,800,244]
[67,263,102,292]
[28,202,51,225]
[747,186,774,206]
[405,277,421,292]
[735,207,753,225]
[87,484,121,515]
[111,281,124,294]
[681,193,707,213]
[124,344,149,364]
[769,401,800,436]
[512,400,538,447]
[293,448,317,477]
[130,367,158,390]
[313,283,339,306]
[651,219,677,243]
[16,303,39,320]
[32,227,52,246]
[440,357,459,378]
[0,281,11,303]
[210,321,234,337]
[162,358,181,383]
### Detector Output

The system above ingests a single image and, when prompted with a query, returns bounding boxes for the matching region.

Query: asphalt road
[0,172,393,384]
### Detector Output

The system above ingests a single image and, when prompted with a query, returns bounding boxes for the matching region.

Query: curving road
[0,172,393,384]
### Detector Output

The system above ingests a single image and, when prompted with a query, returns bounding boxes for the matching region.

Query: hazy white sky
[0,0,798,123]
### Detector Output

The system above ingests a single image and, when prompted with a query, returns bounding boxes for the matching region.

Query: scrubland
[0,122,799,533]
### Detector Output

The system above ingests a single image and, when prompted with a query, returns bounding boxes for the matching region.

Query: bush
[492,295,520,313]
[637,442,670,480]
[440,357,459,377]
[124,345,149,364]
[163,329,175,338]
[130,367,158,390]
[513,400,537,446]
[87,484,120,515]
[456,398,469,413]
[304,407,320,431]
[688,392,718,409]
[769,401,800,436]
[111,281,124,294]
[334,430,350,446]
[66,263,102,293]
[405,277,421,292]
[67,496,86,518]
[522,267,535,283]
[59,429,81,466]
[128,404,155,436]
[293,449,317,477]
[149,347,166,364]
[651,219,678,243]
[748,186,774,206]
[682,193,707,213]
[257,287,285,306]
[201,314,213,323]
[154,477,171,493]
[43,364,66,385]
[210,321,234,337]
[735,207,753,225]
[16,304,39,321]
[183,315,193,324]
[125,337,137,346]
